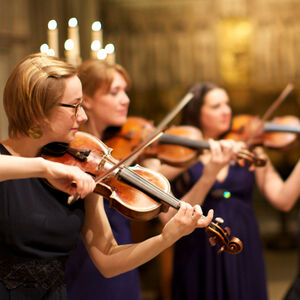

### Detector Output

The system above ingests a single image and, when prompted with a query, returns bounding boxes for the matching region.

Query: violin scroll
[235,148,266,168]
[205,217,243,255]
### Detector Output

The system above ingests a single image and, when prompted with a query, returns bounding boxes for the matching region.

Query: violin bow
[247,81,294,146]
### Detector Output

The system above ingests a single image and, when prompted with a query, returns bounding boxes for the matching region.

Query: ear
[82,95,93,110]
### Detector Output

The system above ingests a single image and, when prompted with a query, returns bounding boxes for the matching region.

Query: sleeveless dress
[172,161,268,300]
[65,199,142,300]
[0,144,85,300]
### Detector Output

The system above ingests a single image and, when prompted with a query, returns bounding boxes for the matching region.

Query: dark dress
[283,214,300,300]
[65,199,142,300]
[172,161,268,300]
[0,144,85,299]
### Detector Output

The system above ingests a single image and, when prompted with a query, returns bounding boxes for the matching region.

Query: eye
[110,89,119,96]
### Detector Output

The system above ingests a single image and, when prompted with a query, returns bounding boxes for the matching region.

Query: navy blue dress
[65,199,142,300]
[172,161,268,300]
[0,144,84,299]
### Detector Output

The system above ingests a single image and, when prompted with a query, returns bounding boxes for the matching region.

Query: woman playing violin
[65,59,143,300]
[165,82,300,300]
[0,53,213,300]
[64,60,240,300]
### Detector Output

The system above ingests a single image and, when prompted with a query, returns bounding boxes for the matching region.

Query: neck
[2,136,46,157]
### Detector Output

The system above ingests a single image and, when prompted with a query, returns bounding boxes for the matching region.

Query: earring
[28,125,43,139]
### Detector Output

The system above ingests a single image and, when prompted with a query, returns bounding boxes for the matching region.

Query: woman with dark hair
[167,82,300,300]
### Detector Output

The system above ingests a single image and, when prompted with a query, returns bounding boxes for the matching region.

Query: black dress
[0,144,85,299]
[283,214,300,300]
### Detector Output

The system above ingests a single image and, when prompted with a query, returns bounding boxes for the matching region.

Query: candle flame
[40,43,50,53]
[64,39,74,50]
[68,18,78,27]
[91,40,101,51]
[48,20,57,30]
[97,49,107,60]
[105,43,115,54]
[92,21,102,31]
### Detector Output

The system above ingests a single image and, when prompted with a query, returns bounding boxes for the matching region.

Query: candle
[105,43,115,64]
[91,21,103,58]
[47,20,59,57]
[68,18,81,65]
[64,39,77,66]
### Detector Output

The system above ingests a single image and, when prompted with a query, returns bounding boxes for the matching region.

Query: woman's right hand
[161,201,213,244]
[43,159,96,198]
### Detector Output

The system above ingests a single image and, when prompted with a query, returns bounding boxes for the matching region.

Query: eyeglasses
[57,98,83,117]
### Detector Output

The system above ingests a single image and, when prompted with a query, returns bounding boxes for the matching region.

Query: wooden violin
[105,117,266,168]
[41,131,243,255]
[225,115,300,150]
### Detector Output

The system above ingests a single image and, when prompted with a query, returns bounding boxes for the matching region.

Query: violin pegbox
[205,217,243,255]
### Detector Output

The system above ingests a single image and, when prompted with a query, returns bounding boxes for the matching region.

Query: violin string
[118,167,181,209]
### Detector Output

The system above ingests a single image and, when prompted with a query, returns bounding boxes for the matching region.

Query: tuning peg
[224,226,231,236]
[215,217,224,225]
[208,237,217,247]
[217,246,225,255]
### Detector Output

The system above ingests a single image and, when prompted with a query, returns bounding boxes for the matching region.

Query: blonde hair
[77,59,131,97]
[3,53,77,137]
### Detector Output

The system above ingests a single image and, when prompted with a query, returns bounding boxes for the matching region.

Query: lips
[118,109,128,116]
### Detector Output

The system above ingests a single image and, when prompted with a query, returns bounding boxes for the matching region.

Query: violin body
[42,131,167,221]
[105,117,202,167]
[226,114,300,150]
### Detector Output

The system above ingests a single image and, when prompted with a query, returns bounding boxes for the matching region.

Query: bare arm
[0,155,95,197]
[255,154,300,212]
[81,193,213,278]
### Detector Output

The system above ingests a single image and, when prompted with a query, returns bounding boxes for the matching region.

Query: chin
[112,118,127,127]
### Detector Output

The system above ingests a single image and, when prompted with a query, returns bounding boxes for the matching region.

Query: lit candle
[64,39,77,66]
[47,20,59,57]
[68,18,81,65]
[105,43,115,64]
[91,21,103,49]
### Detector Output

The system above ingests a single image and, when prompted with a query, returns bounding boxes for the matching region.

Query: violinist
[64,60,238,300]
[65,59,143,300]
[0,53,213,300]
[163,82,300,300]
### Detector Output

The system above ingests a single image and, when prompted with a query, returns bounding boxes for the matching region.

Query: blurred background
[0,0,299,299]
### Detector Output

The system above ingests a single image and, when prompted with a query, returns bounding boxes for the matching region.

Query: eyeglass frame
[57,98,83,117]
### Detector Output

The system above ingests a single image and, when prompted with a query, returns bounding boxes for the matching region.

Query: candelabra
[40,18,116,66]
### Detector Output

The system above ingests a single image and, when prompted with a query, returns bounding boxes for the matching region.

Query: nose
[76,106,88,123]
[223,104,232,115]
[121,91,130,106]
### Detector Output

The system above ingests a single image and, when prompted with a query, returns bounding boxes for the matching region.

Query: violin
[225,115,300,150]
[41,131,243,255]
[105,117,266,168]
